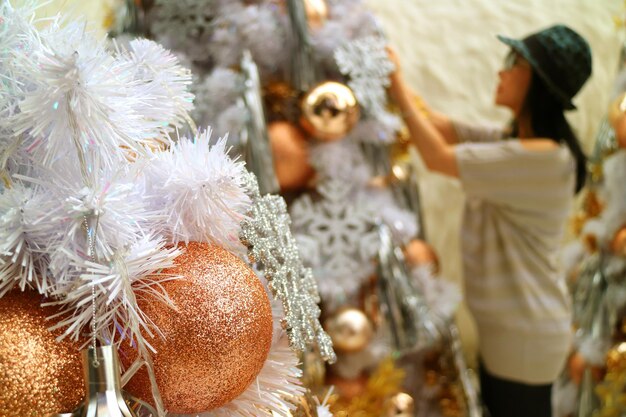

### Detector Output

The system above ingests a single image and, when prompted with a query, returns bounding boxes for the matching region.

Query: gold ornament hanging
[383,392,415,417]
[0,290,85,416]
[303,0,329,29]
[300,81,360,142]
[277,0,329,29]
[120,242,273,414]
[611,225,626,256]
[329,358,405,417]
[324,308,374,354]
[404,239,440,273]
[609,92,626,148]
[269,121,316,191]
[595,342,626,417]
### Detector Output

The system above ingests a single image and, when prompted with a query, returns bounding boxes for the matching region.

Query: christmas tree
[106,0,483,416]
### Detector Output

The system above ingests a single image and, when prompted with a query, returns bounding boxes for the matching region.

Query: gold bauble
[269,121,316,191]
[384,392,415,417]
[0,290,85,416]
[326,372,369,401]
[606,342,626,370]
[609,93,626,149]
[300,81,360,142]
[324,308,373,353]
[121,242,273,414]
[277,0,328,29]
[404,239,440,273]
[304,0,329,29]
[610,226,626,256]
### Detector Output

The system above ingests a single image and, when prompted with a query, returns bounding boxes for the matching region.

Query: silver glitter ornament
[240,174,336,363]
[334,35,400,130]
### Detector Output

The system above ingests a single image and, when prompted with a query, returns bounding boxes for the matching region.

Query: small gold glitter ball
[300,81,360,142]
[121,242,274,414]
[0,290,85,416]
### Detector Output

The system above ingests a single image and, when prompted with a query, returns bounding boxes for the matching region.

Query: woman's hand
[386,46,402,75]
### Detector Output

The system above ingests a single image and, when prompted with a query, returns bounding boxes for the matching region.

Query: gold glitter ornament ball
[0,290,85,416]
[121,242,273,414]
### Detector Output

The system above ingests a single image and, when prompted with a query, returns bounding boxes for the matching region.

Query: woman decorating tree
[388,25,592,417]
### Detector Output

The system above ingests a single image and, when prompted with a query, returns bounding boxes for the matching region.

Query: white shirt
[454,121,574,384]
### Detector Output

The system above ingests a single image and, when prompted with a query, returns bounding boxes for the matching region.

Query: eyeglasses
[502,51,529,71]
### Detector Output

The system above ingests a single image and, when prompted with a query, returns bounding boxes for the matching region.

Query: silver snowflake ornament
[334,35,395,117]
[290,179,380,303]
[240,174,336,363]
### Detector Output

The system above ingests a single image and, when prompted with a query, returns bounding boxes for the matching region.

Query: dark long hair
[512,71,587,193]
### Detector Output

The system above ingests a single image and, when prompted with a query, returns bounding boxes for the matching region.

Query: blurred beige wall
[366,0,624,363]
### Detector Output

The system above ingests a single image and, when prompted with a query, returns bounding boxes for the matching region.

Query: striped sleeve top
[453,120,575,384]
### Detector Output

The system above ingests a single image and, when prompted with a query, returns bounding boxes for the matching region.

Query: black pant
[480,364,552,417]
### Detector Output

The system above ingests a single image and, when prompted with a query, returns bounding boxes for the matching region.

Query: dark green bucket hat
[497,24,592,110]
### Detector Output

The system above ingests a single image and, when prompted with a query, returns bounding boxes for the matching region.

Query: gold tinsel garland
[329,358,405,417]
[595,341,626,417]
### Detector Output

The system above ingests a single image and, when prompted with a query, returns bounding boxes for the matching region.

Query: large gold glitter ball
[300,81,360,142]
[121,242,273,414]
[324,308,373,353]
[0,290,85,416]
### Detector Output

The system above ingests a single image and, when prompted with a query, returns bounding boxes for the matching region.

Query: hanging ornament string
[67,81,167,415]
[83,214,100,367]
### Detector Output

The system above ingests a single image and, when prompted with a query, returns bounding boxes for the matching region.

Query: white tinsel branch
[0,182,58,295]
[48,235,181,347]
[117,38,195,138]
[142,130,252,253]
[17,167,164,289]
[11,24,148,172]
